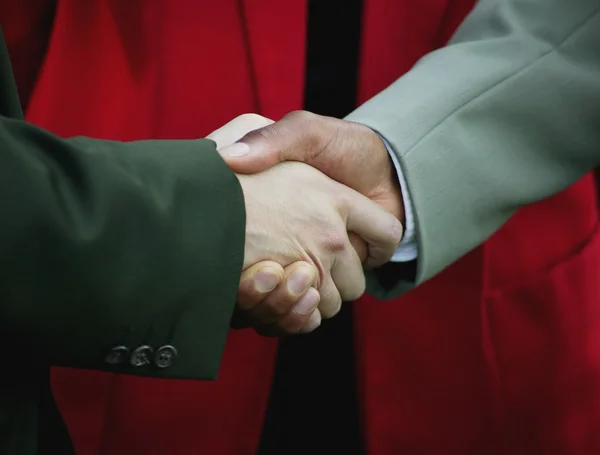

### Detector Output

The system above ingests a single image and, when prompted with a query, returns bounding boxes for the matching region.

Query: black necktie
[258,1,365,454]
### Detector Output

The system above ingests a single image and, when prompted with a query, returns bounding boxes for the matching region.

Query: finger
[250,262,317,324]
[330,237,366,302]
[237,261,284,311]
[299,307,322,333]
[252,304,321,337]
[219,110,325,174]
[272,288,321,334]
[251,293,321,337]
[318,274,343,319]
[342,187,404,269]
[349,232,368,263]
[207,114,274,150]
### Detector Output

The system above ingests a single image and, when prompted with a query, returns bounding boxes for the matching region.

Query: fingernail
[254,268,279,293]
[287,266,314,296]
[220,142,250,157]
[293,288,320,315]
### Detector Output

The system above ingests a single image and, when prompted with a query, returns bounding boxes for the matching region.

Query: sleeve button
[105,346,130,365]
[154,345,178,369]
[130,345,154,367]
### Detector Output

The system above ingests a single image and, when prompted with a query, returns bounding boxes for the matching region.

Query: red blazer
[3,0,600,454]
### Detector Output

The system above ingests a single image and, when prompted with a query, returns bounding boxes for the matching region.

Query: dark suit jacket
[0,29,245,455]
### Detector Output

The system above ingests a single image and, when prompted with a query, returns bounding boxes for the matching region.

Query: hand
[209,115,325,335]
[218,111,405,224]
[238,161,402,317]
[233,260,322,335]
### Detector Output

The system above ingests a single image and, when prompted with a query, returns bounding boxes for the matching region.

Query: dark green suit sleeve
[1,33,245,381]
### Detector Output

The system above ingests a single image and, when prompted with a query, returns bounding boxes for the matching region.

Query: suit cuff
[379,135,418,262]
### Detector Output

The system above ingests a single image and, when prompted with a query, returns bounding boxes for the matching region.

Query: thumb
[218,128,286,174]
[218,111,315,174]
[218,141,278,174]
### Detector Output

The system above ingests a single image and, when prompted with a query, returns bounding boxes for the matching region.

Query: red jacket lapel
[239,0,307,118]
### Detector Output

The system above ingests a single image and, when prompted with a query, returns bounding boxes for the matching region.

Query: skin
[206,114,403,336]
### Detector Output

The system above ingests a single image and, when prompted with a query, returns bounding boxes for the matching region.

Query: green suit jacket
[350,0,600,298]
[0,30,247,455]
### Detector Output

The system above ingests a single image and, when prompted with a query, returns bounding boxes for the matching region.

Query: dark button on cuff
[105,346,130,365]
[155,345,178,369]
[130,345,154,367]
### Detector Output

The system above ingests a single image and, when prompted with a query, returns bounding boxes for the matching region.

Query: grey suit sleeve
[348,0,600,296]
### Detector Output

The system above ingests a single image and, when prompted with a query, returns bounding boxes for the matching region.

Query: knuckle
[321,228,348,255]
[284,110,314,124]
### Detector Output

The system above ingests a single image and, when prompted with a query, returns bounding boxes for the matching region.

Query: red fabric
[3,0,600,454]
[0,0,55,108]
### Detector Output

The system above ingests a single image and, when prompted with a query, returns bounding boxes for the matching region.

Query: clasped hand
[206,112,405,336]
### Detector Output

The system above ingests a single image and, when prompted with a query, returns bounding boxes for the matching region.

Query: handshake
[207,111,406,336]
